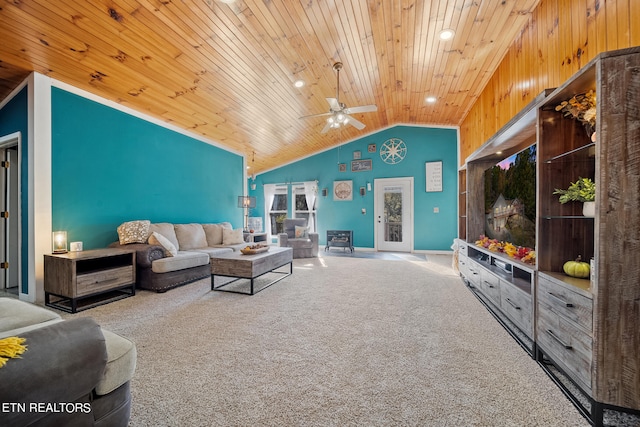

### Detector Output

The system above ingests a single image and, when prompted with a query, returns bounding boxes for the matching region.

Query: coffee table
[210,247,293,295]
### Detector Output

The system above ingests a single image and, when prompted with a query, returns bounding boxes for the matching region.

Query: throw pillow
[174,223,208,250]
[148,223,179,249]
[295,225,309,238]
[223,228,245,245]
[148,232,178,257]
[117,220,151,245]
[202,223,224,246]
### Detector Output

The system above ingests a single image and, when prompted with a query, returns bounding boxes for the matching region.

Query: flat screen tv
[483,144,536,249]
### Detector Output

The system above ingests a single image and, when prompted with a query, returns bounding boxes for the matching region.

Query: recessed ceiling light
[294,79,305,88]
[439,29,455,41]
[425,96,437,104]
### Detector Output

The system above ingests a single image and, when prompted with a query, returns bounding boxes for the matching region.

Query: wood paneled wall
[459,0,640,164]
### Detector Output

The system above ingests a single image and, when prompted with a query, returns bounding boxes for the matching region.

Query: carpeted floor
[66,254,590,426]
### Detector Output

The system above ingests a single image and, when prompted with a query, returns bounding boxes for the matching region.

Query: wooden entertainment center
[457,47,640,426]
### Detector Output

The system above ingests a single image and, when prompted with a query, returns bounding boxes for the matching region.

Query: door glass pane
[384,186,403,242]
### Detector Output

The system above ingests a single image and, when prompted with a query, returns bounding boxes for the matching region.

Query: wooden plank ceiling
[0,0,539,173]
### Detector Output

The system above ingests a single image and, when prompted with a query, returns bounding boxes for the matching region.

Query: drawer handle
[484,281,495,289]
[546,329,572,350]
[547,292,574,308]
[505,298,521,310]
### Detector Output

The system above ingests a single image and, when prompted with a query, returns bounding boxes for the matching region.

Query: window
[293,185,317,232]
[269,187,288,235]
[264,181,318,237]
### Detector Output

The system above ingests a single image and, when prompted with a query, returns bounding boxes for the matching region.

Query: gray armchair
[277,218,319,258]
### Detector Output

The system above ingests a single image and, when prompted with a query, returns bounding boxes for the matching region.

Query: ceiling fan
[300,62,378,134]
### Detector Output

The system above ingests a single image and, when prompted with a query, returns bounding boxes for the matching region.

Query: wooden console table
[44,248,136,313]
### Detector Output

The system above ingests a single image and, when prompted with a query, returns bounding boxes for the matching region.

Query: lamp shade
[52,230,68,253]
[237,196,256,209]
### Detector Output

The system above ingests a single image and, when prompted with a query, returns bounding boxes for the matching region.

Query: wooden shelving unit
[535,47,640,425]
[457,47,640,426]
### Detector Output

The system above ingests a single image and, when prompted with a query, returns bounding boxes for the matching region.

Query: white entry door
[374,178,413,252]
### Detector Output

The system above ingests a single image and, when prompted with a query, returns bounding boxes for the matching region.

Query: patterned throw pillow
[295,225,308,238]
[148,232,178,257]
[117,220,151,245]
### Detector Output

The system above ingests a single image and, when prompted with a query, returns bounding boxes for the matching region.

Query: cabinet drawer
[538,275,593,333]
[465,260,482,287]
[500,282,532,337]
[458,254,470,278]
[458,241,468,257]
[478,270,501,306]
[537,302,592,391]
[77,266,135,296]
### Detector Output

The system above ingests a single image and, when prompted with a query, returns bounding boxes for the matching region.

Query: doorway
[0,133,20,293]
[374,177,413,252]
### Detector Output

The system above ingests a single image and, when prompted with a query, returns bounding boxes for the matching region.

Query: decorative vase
[583,201,595,217]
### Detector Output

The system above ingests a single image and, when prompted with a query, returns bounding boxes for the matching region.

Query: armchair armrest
[277,233,289,247]
[0,318,107,426]
[109,242,165,268]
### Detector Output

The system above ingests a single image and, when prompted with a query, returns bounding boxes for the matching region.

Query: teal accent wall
[0,86,29,294]
[251,125,458,251]
[51,88,244,249]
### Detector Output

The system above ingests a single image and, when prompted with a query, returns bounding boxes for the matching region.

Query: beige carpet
[67,254,589,426]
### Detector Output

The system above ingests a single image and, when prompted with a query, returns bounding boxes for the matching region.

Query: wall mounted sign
[333,180,353,201]
[338,163,346,172]
[351,159,372,172]
[425,161,443,192]
[353,150,362,160]
[368,143,377,153]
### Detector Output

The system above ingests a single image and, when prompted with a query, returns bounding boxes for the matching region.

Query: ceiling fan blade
[326,97,341,111]
[320,121,333,134]
[299,112,332,119]
[344,105,378,114]
[345,114,366,130]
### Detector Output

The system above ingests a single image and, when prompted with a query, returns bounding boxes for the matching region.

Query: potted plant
[555,90,597,141]
[553,177,596,217]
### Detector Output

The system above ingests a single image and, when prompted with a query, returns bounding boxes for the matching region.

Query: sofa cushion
[288,238,313,249]
[191,247,234,257]
[151,251,210,274]
[175,224,208,250]
[149,223,180,250]
[96,329,137,396]
[0,297,61,336]
[149,232,178,257]
[117,220,151,245]
[223,228,244,245]
[202,223,231,246]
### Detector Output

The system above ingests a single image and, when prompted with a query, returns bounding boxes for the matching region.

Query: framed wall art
[351,159,372,172]
[333,180,353,201]
[425,161,443,192]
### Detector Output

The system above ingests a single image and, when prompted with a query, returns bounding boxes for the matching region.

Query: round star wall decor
[380,138,407,164]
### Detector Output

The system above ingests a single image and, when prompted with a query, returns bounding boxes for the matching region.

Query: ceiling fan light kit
[300,62,377,134]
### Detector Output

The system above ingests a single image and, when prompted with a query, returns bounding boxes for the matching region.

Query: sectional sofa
[110,221,249,292]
